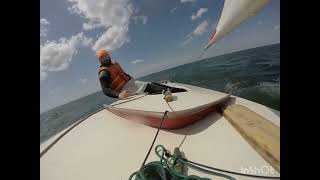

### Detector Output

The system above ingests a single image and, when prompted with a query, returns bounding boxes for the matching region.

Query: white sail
[204,0,272,50]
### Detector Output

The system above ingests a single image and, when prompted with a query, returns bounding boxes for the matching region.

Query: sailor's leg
[143,83,166,94]
[144,82,187,94]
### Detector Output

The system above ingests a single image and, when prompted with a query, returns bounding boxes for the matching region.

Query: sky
[40,0,280,113]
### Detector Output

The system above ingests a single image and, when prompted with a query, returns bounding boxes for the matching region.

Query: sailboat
[40,1,279,179]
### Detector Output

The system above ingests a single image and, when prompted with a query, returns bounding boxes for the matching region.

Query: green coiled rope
[129,145,235,180]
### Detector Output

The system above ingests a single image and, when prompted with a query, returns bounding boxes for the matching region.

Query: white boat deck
[40,85,280,180]
[110,83,229,112]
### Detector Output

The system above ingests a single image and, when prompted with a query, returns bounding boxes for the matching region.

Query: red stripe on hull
[108,105,219,129]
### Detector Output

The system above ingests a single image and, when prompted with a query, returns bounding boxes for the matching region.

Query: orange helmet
[97,50,110,61]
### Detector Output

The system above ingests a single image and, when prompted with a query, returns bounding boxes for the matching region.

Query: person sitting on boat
[96,49,186,99]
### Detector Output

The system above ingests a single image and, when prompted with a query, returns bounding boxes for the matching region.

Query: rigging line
[110,93,149,107]
[141,111,169,168]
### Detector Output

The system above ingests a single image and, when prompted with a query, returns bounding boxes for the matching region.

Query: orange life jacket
[99,62,130,92]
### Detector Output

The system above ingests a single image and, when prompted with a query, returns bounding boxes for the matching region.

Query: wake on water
[225,81,280,97]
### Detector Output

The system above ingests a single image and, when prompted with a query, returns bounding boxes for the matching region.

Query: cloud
[181,34,194,46]
[273,25,280,31]
[40,18,50,40]
[131,59,144,64]
[40,32,92,81]
[83,22,104,31]
[78,78,88,84]
[193,20,209,35]
[181,20,209,46]
[67,0,135,52]
[191,8,208,21]
[181,0,197,3]
[170,7,177,13]
[92,26,130,52]
[132,15,148,25]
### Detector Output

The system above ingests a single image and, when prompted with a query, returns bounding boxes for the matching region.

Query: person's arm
[99,71,120,98]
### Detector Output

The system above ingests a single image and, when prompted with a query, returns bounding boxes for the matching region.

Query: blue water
[40,43,280,144]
